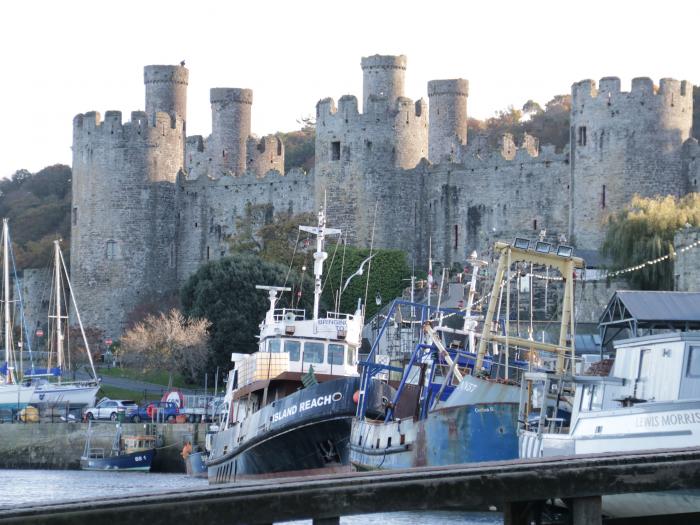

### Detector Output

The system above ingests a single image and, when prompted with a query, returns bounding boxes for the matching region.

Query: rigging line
[363,201,379,315]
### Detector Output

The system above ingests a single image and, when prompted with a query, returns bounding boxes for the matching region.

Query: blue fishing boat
[80,421,156,471]
[351,240,582,470]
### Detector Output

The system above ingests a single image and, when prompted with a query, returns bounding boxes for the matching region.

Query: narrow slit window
[602,185,606,209]
[454,224,458,250]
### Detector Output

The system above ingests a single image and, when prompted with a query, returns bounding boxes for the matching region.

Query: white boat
[518,331,700,518]
[206,207,390,483]
[0,219,35,409]
[27,239,99,407]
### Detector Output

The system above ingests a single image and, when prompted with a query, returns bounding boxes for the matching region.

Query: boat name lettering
[318,319,347,327]
[474,406,493,413]
[634,411,700,428]
[271,392,344,423]
[460,382,478,393]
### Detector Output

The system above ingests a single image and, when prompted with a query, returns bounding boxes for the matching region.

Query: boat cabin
[519,332,700,437]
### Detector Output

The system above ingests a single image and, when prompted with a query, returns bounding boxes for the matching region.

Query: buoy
[352,391,360,404]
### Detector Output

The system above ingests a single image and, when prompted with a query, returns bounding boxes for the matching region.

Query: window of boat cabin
[267,339,281,353]
[303,342,324,363]
[285,340,301,361]
[328,344,345,365]
[579,384,603,412]
[686,346,700,377]
[347,346,356,366]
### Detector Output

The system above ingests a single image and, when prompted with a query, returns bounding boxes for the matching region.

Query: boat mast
[54,240,63,382]
[299,207,340,321]
[2,219,10,384]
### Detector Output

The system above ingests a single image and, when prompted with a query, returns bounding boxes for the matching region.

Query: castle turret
[428,79,469,163]
[210,88,253,175]
[570,77,693,249]
[144,65,189,126]
[361,55,406,111]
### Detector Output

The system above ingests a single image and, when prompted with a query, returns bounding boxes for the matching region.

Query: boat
[206,207,390,483]
[518,330,700,518]
[0,219,35,410]
[80,421,156,471]
[350,240,583,470]
[26,240,99,407]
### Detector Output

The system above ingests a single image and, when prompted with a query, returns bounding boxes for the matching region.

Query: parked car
[84,398,138,421]
[131,401,180,423]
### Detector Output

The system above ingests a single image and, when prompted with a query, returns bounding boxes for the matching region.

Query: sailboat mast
[2,219,10,383]
[54,240,63,379]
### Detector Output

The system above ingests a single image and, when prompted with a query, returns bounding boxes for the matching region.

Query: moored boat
[27,239,99,408]
[206,207,389,483]
[80,421,156,472]
[518,330,700,518]
[351,239,583,470]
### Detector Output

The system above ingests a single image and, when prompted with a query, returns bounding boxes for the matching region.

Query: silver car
[84,398,138,421]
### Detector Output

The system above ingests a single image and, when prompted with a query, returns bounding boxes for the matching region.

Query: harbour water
[0,469,503,524]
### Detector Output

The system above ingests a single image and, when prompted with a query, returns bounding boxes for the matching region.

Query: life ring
[146,403,155,419]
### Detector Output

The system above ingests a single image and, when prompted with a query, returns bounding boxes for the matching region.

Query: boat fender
[146,404,155,419]
[352,390,360,404]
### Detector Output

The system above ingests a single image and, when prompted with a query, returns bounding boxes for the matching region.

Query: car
[84,398,138,421]
[131,401,180,423]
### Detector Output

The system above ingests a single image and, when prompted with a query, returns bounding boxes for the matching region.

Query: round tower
[428,79,469,163]
[144,65,189,126]
[209,88,253,175]
[570,77,693,250]
[361,55,406,112]
[71,110,182,338]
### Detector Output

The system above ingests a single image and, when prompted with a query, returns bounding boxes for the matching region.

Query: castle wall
[16,267,52,342]
[70,110,182,337]
[176,168,314,284]
[674,227,700,292]
[570,77,693,250]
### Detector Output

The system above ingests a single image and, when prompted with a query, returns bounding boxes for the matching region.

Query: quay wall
[0,422,207,472]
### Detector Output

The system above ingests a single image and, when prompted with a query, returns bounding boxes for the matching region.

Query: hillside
[0,165,71,269]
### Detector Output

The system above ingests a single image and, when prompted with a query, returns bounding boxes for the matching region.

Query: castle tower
[72,68,187,338]
[428,79,469,163]
[570,77,693,250]
[210,88,253,175]
[144,65,189,126]
[361,55,406,111]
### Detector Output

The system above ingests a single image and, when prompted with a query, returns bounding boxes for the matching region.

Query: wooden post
[572,495,602,525]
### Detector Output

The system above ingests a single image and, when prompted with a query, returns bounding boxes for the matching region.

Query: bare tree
[120,309,211,387]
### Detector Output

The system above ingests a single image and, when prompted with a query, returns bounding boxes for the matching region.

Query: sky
[2,0,700,177]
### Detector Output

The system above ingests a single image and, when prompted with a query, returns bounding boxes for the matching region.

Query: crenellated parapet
[246,135,284,176]
[570,76,694,250]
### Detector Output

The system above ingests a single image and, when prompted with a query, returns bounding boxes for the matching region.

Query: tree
[180,253,314,367]
[322,245,411,320]
[277,118,315,172]
[120,309,211,386]
[602,194,700,290]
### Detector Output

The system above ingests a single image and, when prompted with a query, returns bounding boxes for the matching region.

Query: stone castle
[69,55,700,337]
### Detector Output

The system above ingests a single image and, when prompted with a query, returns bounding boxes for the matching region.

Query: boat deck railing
[85,447,105,459]
[325,311,356,321]
[272,308,306,322]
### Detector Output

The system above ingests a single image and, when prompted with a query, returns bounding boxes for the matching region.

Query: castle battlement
[72,110,184,141]
[460,133,567,165]
[572,77,692,111]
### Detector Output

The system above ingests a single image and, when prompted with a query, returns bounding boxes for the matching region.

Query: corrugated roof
[614,291,700,322]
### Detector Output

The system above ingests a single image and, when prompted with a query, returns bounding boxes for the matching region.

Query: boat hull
[208,377,383,483]
[0,384,35,410]
[520,399,700,517]
[351,374,520,470]
[350,401,519,470]
[31,383,99,406]
[80,449,155,471]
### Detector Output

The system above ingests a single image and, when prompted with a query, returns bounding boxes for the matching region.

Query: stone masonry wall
[674,227,700,291]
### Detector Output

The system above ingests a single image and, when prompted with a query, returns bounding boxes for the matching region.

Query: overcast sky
[2,0,699,177]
